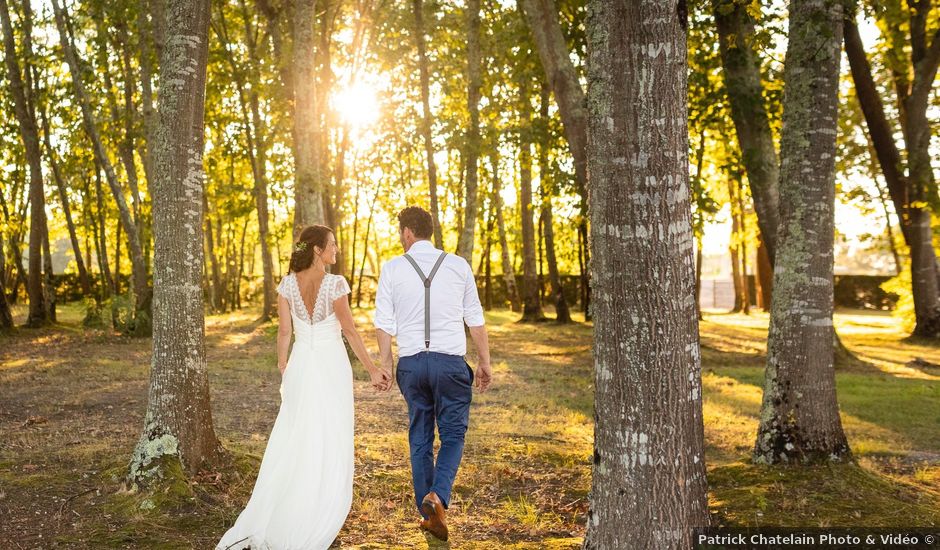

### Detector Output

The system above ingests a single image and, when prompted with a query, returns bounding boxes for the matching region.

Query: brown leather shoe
[419,491,448,541]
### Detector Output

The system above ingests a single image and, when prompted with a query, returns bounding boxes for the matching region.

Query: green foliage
[882,267,914,332]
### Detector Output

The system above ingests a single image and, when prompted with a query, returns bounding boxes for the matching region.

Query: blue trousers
[396,351,474,514]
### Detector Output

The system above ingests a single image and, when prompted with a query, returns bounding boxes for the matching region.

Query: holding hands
[368,359,394,392]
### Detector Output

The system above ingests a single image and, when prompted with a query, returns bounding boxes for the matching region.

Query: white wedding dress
[217,272,354,550]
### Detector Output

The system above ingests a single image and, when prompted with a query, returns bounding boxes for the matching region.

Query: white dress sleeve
[333,275,351,300]
[276,274,291,299]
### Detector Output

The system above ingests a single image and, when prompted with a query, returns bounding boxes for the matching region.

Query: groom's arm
[463,262,492,391]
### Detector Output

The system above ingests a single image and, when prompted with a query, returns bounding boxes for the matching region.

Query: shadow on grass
[709,460,940,528]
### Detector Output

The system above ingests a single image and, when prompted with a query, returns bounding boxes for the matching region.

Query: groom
[375,206,492,541]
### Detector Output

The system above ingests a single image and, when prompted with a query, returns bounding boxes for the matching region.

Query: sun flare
[333,82,380,129]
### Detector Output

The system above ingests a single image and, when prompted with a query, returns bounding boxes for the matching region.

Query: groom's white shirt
[374,240,485,358]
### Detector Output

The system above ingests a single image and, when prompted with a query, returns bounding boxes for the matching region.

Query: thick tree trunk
[539,86,570,323]
[714,0,781,262]
[456,0,482,263]
[0,0,46,327]
[754,0,850,465]
[519,87,544,321]
[291,0,326,233]
[584,2,708,547]
[52,0,152,334]
[129,0,223,483]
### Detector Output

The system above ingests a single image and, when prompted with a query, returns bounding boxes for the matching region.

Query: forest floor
[1,303,939,549]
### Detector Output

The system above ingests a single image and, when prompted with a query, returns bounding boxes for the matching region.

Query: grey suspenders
[403,251,448,351]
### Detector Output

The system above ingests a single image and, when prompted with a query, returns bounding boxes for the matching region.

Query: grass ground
[0,303,938,548]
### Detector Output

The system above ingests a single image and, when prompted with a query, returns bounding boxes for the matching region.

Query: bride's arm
[335,297,391,390]
[276,295,292,374]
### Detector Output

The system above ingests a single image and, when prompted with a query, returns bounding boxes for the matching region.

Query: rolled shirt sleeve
[462,260,485,327]
[373,261,397,335]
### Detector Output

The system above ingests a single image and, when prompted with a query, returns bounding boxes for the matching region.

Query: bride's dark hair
[289,225,333,273]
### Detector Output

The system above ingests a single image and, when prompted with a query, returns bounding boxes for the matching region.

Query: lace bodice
[277,272,351,325]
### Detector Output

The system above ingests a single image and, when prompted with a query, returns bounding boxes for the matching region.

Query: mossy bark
[584,1,709,547]
[129,0,223,486]
[754,0,850,465]
[714,0,781,262]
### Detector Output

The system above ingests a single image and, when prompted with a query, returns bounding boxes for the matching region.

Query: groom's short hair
[398,206,434,239]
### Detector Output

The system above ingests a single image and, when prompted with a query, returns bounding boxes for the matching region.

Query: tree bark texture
[713,0,781,262]
[129,0,223,483]
[0,0,46,326]
[292,0,326,233]
[584,1,709,547]
[456,0,482,263]
[754,0,850,465]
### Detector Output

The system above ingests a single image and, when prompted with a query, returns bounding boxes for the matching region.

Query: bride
[217,224,392,550]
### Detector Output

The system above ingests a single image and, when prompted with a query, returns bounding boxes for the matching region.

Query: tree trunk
[41,216,56,323]
[730,207,744,313]
[138,1,157,191]
[519,0,591,316]
[519,85,544,321]
[539,84,570,323]
[714,0,781,262]
[755,236,772,310]
[695,236,704,320]
[754,0,850,465]
[92,165,115,297]
[218,2,277,321]
[203,195,222,311]
[0,0,46,327]
[41,109,93,297]
[491,154,521,312]
[456,0,482,263]
[411,0,444,248]
[51,0,152,334]
[129,0,223,484]
[0,226,13,331]
[518,0,587,200]
[584,2,709,546]
[844,13,940,336]
[291,0,326,233]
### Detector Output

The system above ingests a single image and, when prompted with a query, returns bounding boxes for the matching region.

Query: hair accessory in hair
[294,241,308,252]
